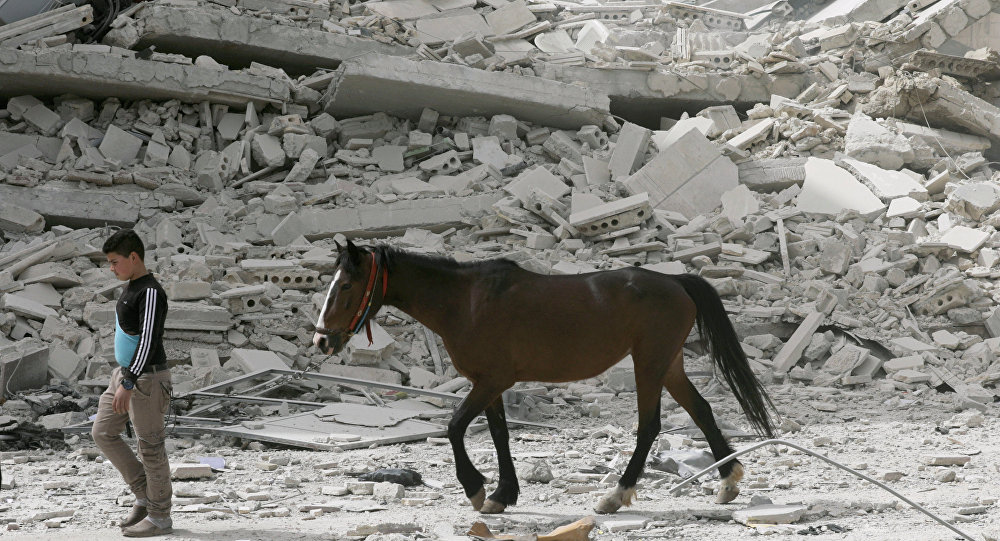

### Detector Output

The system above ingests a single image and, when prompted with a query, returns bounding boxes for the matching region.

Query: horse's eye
[341,283,352,291]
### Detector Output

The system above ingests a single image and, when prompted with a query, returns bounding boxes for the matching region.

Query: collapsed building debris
[2,0,1000,537]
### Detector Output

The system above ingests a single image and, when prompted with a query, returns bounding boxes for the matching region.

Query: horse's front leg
[480,397,518,514]
[448,383,503,511]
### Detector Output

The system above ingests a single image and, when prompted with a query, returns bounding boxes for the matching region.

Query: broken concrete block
[570,193,651,237]
[372,145,405,173]
[472,136,510,170]
[505,166,569,205]
[285,148,321,183]
[893,369,931,384]
[733,504,807,525]
[720,184,758,223]
[251,133,286,168]
[839,158,927,202]
[945,183,1000,220]
[886,197,922,219]
[727,118,774,150]
[488,114,518,142]
[230,349,288,373]
[1,293,58,320]
[0,340,49,395]
[99,125,143,165]
[922,454,971,467]
[171,464,214,480]
[0,202,45,233]
[486,0,536,35]
[575,19,610,53]
[418,150,462,175]
[623,127,737,219]
[39,411,86,430]
[773,311,826,372]
[608,122,651,180]
[818,238,851,276]
[844,113,913,170]
[938,225,989,253]
[796,158,885,217]
[22,104,62,137]
[165,281,212,301]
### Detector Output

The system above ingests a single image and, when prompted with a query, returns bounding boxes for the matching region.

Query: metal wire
[667,438,976,541]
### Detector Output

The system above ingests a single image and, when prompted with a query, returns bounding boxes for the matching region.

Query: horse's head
[312,238,382,355]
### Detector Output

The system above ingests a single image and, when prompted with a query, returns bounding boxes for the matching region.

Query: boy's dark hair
[102,229,145,260]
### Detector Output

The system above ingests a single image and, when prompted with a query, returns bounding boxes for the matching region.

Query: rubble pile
[2,0,1000,538]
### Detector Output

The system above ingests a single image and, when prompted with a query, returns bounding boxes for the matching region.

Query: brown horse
[313,239,776,514]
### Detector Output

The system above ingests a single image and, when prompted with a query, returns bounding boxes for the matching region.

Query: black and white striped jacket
[116,273,168,381]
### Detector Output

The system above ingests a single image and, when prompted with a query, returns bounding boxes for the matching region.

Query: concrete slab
[938,225,989,253]
[608,122,651,180]
[322,54,609,130]
[105,4,414,77]
[1,293,58,320]
[795,158,885,217]
[414,9,492,45]
[0,48,290,108]
[0,182,141,228]
[231,349,288,373]
[839,157,927,201]
[289,194,503,239]
[0,201,44,233]
[733,504,807,525]
[0,340,48,395]
[622,126,737,219]
[486,0,536,35]
[505,166,569,205]
[206,402,445,450]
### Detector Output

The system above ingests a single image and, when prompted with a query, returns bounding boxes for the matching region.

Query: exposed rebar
[667,438,976,541]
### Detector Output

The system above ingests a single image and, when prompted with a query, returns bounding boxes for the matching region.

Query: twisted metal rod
[667,438,976,541]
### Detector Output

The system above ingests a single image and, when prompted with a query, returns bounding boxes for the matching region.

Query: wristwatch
[120,378,135,391]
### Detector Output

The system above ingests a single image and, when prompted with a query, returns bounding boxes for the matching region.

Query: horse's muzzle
[313,332,344,355]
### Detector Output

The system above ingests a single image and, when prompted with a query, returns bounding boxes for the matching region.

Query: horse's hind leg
[480,397,518,514]
[663,352,742,504]
[595,364,663,514]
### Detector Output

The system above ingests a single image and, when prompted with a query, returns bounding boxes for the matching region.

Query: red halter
[345,252,389,345]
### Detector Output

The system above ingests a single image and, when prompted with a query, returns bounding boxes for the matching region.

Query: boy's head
[103,229,146,281]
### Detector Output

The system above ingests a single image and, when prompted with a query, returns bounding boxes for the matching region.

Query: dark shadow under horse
[313,240,776,514]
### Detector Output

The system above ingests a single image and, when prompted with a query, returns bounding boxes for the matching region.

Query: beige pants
[91,366,173,518]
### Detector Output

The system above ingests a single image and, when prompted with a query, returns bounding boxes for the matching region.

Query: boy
[92,229,173,537]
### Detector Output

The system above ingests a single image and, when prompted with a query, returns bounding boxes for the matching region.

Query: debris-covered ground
[3,0,1000,538]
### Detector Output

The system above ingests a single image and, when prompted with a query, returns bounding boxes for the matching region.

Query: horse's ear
[346,239,361,265]
[333,240,343,253]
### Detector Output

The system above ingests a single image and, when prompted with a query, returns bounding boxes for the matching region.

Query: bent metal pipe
[668,438,977,541]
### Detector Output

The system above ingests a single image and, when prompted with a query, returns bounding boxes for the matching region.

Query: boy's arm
[124,287,163,381]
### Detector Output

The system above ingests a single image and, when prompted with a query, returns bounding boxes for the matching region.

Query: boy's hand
[113,386,132,414]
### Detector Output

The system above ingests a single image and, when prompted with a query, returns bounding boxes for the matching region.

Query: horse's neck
[383,253,467,336]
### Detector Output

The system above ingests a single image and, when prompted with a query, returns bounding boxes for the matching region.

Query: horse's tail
[673,274,776,438]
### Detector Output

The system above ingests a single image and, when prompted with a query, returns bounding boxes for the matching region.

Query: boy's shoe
[120,505,147,528]
[122,517,173,537]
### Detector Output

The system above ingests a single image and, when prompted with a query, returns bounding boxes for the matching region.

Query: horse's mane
[376,245,519,274]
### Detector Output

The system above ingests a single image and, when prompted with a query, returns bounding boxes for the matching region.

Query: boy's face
[106,251,139,281]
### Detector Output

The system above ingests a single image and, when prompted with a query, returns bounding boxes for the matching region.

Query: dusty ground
[2,379,998,541]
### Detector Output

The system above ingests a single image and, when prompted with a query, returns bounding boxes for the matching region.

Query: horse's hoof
[594,494,622,515]
[480,499,506,514]
[469,487,486,511]
[595,486,634,514]
[715,485,739,504]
